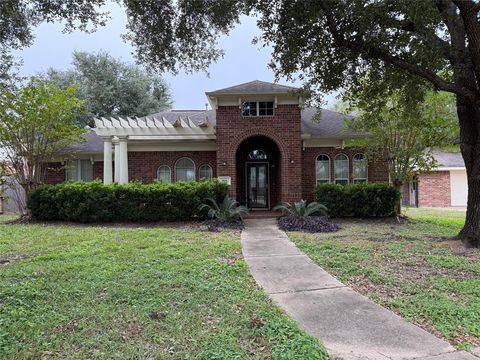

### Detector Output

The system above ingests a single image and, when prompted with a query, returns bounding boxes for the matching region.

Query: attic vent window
[241,101,274,117]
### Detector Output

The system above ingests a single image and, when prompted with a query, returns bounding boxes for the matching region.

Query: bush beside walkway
[28,180,229,222]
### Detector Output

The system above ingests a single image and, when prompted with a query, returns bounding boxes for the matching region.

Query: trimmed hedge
[28,180,229,222]
[315,183,400,217]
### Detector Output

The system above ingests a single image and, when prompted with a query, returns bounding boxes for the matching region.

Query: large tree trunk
[457,97,480,248]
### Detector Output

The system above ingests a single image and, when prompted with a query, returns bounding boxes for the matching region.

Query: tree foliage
[344,86,457,213]
[0,0,108,49]
[45,51,172,126]
[0,78,84,214]
[0,46,22,91]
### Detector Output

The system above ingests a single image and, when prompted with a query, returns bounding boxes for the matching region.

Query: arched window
[334,154,349,185]
[156,165,171,183]
[315,155,330,185]
[175,157,195,182]
[247,149,267,160]
[353,154,368,183]
[199,164,213,180]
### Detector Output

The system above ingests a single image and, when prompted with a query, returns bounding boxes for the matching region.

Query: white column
[103,137,113,184]
[118,136,129,184]
[114,138,120,183]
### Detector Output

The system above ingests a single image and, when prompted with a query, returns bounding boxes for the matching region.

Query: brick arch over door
[218,128,302,203]
[234,134,282,207]
[215,104,303,203]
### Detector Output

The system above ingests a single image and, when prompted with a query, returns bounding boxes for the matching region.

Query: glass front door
[247,163,269,208]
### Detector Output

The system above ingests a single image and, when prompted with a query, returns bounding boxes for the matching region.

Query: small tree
[345,87,457,215]
[0,77,84,214]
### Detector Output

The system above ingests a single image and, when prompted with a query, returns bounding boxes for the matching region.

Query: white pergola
[93,116,215,184]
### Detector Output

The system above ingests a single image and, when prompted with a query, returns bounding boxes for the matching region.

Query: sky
[14,2,336,110]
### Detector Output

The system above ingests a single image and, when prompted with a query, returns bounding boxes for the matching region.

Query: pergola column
[102,136,113,184]
[118,136,129,184]
[114,138,120,182]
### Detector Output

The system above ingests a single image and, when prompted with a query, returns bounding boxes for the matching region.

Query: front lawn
[288,214,480,350]
[0,223,330,359]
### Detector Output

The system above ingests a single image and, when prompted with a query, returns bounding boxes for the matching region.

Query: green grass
[0,212,20,223]
[0,223,330,359]
[288,216,480,350]
[403,207,466,219]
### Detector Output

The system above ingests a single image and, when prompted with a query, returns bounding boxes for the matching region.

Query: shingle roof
[432,149,465,168]
[66,130,104,153]
[301,107,363,138]
[206,80,298,95]
[77,107,362,153]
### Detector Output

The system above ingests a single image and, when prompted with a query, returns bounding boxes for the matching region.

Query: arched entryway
[235,136,281,209]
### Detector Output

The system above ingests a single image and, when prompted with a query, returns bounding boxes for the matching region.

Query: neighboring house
[402,149,468,208]
[44,80,391,209]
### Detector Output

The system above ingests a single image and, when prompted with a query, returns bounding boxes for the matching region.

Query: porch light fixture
[221,161,227,166]
[290,159,295,164]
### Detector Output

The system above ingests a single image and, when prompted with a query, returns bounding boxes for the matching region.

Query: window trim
[352,153,368,183]
[241,101,275,117]
[174,157,196,182]
[315,154,331,185]
[156,165,172,183]
[334,154,350,185]
[65,159,93,182]
[198,164,213,180]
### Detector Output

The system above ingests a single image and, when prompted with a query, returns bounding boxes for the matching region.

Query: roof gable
[206,80,298,95]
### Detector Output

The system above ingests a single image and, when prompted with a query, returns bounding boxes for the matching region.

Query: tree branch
[319,2,477,103]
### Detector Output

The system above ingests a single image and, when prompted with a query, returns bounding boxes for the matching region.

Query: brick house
[46,80,391,209]
[402,150,467,208]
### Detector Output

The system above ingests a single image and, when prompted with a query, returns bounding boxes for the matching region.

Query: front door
[246,163,269,209]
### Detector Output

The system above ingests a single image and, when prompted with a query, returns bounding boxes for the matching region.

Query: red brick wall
[301,148,389,200]
[418,171,451,207]
[128,151,216,183]
[44,162,66,184]
[44,152,216,184]
[215,104,303,203]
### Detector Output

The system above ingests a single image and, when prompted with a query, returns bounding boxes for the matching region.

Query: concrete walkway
[241,218,479,360]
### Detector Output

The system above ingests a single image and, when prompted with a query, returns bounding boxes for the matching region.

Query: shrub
[278,216,340,233]
[315,183,400,217]
[28,180,229,222]
[273,199,328,217]
[199,195,249,220]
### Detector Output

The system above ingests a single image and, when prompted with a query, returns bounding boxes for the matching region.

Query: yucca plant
[273,199,328,217]
[199,195,249,220]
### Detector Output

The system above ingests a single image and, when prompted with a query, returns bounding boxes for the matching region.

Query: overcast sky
[14,2,336,110]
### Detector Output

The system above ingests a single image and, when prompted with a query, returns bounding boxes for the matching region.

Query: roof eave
[205,91,297,96]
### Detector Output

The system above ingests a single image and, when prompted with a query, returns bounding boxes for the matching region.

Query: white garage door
[450,170,468,207]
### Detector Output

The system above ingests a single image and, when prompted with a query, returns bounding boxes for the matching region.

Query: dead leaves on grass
[0,255,30,267]
[54,319,81,334]
[217,252,243,266]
